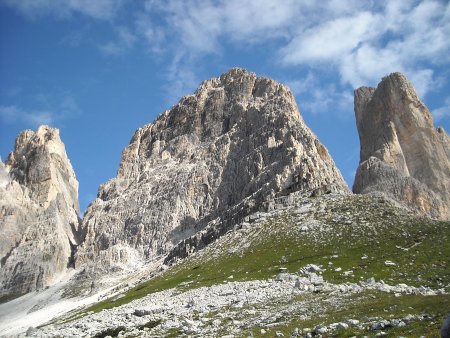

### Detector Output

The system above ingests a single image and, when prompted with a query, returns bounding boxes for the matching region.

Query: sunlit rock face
[76,68,348,272]
[353,72,450,220]
[0,126,81,296]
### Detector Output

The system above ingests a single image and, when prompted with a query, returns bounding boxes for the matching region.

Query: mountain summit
[0,126,81,296]
[75,68,348,272]
[353,72,450,220]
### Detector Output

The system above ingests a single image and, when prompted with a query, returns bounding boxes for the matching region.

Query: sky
[1,0,449,214]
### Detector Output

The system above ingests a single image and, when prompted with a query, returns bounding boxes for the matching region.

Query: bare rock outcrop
[353,72,450,220]
[0,126,81,296]
[76,68,348,272]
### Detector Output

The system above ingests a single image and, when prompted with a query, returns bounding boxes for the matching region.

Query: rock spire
[353,72,450,220]
[0,126,82,296]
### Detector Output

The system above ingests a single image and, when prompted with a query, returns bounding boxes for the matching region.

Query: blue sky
[1,0,449,213]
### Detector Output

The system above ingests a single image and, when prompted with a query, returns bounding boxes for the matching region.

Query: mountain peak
[76,68,348,271]
[353,73,450,219]
[0,125,81,296]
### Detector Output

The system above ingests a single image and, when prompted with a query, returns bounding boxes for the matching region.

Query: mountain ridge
[0,68,449,337]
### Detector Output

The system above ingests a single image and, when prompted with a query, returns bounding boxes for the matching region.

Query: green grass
[247,292,450,337]
[93,325,125,338]
[75,194,449,328]
[137,319,162,331]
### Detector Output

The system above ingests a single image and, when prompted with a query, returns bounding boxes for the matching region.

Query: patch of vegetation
[93,325,126,338]
[79,195,450,318]
[247,292,450,337]
[165,328,183,337]
[42,253,53,262]
[137,319,161,330]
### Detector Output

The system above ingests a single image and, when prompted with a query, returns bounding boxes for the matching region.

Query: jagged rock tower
[0,126,82,296]
[353,72,450,220]
[75,68,348,272]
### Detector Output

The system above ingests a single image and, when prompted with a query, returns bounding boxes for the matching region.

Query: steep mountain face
[75,68,348,272]
[353,72,450,220]
[0,126,81,296]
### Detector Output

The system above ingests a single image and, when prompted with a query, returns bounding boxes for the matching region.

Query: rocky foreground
[23,193,450,337]
[31,273,441,337]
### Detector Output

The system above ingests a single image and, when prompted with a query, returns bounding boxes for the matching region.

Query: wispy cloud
[0,93,81,128]
[5,0,449,114]
[280,0,450,95]
[286,72,353,116]
[432,97,450,121]
[99,26,137,55]
[0,105,54,127]
[161,52,202,106]
[137,0,450,107]
[142,0,300,55]
[1,0,125,20]
[135,14,166,54]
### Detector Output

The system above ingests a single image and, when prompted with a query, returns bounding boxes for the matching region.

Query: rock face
[353,72,450,220]
[76,68,348,271]
[0,126,81,296]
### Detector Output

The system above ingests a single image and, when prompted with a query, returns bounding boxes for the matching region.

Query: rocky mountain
[353,72,450,220]
[0,126,82,296]
[75,68,348,273]
[1,69,449,337]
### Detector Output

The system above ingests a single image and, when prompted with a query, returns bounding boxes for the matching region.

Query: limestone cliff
[76,68,348,271]
[353,72,450,220]
[0,126,81,296]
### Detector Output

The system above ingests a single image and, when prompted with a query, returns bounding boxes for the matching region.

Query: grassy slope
[76,194,449,335]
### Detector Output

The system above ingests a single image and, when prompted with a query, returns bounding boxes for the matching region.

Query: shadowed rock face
[353,72,450,220]
[75,68,348,272]
[0,126,81,296]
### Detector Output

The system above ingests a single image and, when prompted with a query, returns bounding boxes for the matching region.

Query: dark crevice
[1,240,20,267]
[67,218,83,268]
[67,239,77,269]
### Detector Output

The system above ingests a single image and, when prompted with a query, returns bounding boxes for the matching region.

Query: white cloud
[0,105,54,127]
[140,0,305,99]
[135,15,166,54]
[4,0,449,106]
[163,52,201,106]
[222,0,300,42]
[143,0,304,53]
[286,72,353,116]
[281,11,379,64]
[2,0,125,20]
[432,97,450,121]
[0,93,81,128]
[138,0,450,104]
[286,72,317,95]
[99,26,137,55]
[282,1,450,94]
